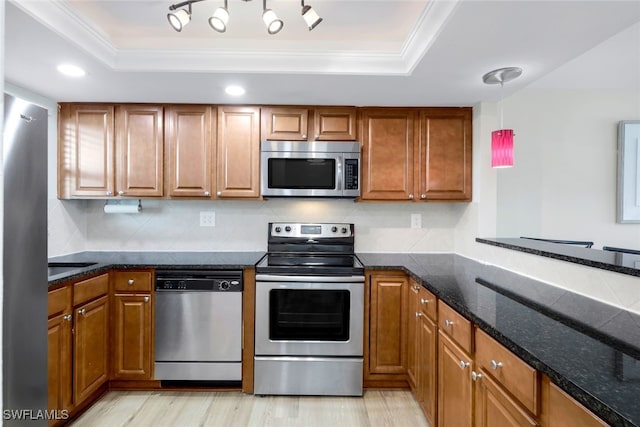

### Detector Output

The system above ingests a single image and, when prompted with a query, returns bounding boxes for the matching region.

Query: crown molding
[12,0,460,75]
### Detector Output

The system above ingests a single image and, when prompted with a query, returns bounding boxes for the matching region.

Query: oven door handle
[256,274,365,283]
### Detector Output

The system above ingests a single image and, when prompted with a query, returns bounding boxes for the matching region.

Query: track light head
[167,8,191,32]
[209,5,230,32]
[301,3,322,31]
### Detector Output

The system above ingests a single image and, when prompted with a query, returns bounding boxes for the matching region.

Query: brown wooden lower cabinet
[365,272,409,386]
[540,376,607,427]
[48,311,73,424]
[438,330,473,427]
[112,294,153,380]
[73,294,109,404]
[474,368,538,427]
[417,311,437,426]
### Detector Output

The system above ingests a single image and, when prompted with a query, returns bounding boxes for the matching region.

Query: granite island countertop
[49,250,640,425]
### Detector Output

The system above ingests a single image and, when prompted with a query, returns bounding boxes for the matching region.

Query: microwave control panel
[344,159,359,190]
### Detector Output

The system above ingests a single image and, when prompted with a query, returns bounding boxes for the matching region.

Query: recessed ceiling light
[57,64,86,77]
[225,85,246,96]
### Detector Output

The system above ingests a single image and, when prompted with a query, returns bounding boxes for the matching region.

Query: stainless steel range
[254,222,365,396]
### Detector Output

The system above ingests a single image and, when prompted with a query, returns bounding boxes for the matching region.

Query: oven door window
[268,158,335,189]
[269,289,350,341]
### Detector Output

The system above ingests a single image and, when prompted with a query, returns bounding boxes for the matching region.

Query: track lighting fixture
[167,0,323,35]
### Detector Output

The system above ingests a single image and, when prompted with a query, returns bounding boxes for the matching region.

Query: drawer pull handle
[459,360,470,369]
[78,309,86,316]
[128,279,135,286]
[413,285,420,291]
[415,312,422,318]
[491,360,503,370]
[421,298,430,304]
[444,320,454,327]
[144,296,150,303]
[63,314,73,321]
[472,371,483,381]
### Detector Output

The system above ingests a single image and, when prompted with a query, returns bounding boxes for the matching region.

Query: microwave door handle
[336,157,343,191]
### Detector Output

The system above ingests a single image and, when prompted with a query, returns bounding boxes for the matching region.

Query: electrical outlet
[200,211,216,227]
[411,213,422,229]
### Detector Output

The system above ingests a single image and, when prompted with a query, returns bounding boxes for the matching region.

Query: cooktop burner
[257,222,363,276]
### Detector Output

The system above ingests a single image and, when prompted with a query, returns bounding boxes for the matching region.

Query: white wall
[496,88,640,249]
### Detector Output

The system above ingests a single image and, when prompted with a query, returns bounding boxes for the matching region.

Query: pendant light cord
[499,81,504,129]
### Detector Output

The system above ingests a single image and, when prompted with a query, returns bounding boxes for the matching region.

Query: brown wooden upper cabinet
[261,107,357,141]
[360,107,472,202]
[417,108,472,201]
[164,105,215,198]
[58,103,164,198]
[115,105,164,197]
[58,104,115,198]
[217,106,261,198]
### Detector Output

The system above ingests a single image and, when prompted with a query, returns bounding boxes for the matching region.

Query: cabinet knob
[118,190,124,196]
[421,298,430,305]
[413,285,420,291]
[144,296,150,302]
[408,194,414,200]
[204,191,210,196]
[63,314,73,321]
[472,371,483,381]
[420,194,427,199]
[491,360,503,370]
[128,279,135,286]
[78,308,86,316]
[444,319,455,327]
[314,134,319,140]
[217,191,222,196]
[105,191,113,196]
[415,312,422,318]
[302,134,307,139]
[459,360,470,369]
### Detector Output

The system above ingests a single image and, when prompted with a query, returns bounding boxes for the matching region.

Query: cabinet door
[475,368,538,427]
[417,109,472,201]
[74,295,109,404]
[59,103,115,198]
[165,105,214,198]
[217,106,261,198]
[540,376,607,427]
[115,105,164,197]
[262,107,309,140]
[361,109,415,200]
[313,107,357,141]
[113,294,153,380]
[368,273,408,375]
[418,314,438,426]
[407,282,420,390]
[48,312,73,417]
[438,331,473,427]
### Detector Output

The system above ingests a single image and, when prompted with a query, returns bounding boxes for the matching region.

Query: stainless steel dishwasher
[154,270,243,382]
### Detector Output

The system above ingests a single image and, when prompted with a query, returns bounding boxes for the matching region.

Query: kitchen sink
[48,262,97,276]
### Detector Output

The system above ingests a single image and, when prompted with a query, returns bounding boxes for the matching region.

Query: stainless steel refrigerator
[3,93,48,425]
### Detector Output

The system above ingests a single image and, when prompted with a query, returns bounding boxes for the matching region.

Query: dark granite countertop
[477,237,640,278]
[49,250,640,425]
[47,251,265,286]
[359,252,640,426]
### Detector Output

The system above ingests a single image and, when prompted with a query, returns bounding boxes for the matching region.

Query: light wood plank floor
[70,390,429,427]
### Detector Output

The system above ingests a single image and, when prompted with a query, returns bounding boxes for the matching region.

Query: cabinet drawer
[418,287,437,321]
[48,285,71,317]
[476,328,539,415]
[438,301,472,353]
[113,271,152,292]
[73,273,109,306]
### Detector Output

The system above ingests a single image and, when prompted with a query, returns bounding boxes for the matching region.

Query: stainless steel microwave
[260,141,361,198]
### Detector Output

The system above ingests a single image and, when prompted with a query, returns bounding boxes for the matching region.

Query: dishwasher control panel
[155,270,243,292]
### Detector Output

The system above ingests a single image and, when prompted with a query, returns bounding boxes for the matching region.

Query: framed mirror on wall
[617,120,640,223]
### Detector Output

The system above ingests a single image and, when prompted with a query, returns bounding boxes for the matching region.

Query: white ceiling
[4,0,640,106]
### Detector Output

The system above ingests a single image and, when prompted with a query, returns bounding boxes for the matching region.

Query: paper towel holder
[104,199,142,214]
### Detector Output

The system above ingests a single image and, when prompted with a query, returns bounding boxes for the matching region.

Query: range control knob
[274,226,282,233]
[331,226,338,233]
[218,280,230,291]
[285,226,292,232]
[341,227,348,234]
